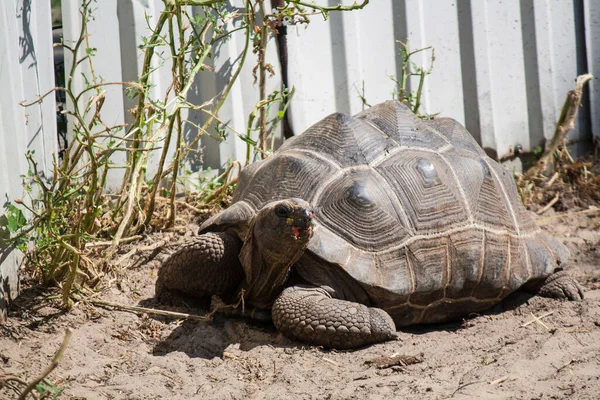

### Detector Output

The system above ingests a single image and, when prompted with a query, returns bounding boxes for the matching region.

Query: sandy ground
[1,209,600,400]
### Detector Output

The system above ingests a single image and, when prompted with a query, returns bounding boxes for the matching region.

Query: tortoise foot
[272,285,398,349]
[537,270,584,301]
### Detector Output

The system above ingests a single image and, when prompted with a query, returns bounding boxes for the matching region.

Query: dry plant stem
[158,2,253,180]
[17,328,73,400]
[521,311,554,327]
[20,81,143,108]
[489,375,509,385]
[175,199,207,213]
[109,141,150,257]
[322,357,339,367]
[527,74,593,178]
[85,235,143,248]
[0,376,30,399]
[167,4,187,228]
[258,0,268,157]
[143,108,177,228]
[117,9,169,223]
[114,236,172,267]
[545,171,560,187]
[537,207,600,225]
[287,0,369,16]
[536,193,560,215]
[88,299,212,322]
[200,161,241,205]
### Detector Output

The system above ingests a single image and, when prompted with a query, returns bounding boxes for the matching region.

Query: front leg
[272,285,398,349]
[155,232,244,301]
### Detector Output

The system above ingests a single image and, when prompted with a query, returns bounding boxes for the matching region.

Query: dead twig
[488,375,509,385]
[176,200,209,214]
[88,299,213,322]
[114,236,173,267]
[0,375,30,399]
[17,328,72,400]
[364,353,423,369]
[536,193,560,215]
[521,311,554,329]
[322,357,339,367]
[554,359,576,373]
[538,207,599,225]
[545,172,560,187]
[85,235,143,248]
[155,196,212,214]
[526,74,593,178]
[450,380,484,397]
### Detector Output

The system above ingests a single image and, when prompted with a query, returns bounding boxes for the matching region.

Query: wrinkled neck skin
[239,214,310,309]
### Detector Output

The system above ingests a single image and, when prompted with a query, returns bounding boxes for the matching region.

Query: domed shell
[201,101,568,325]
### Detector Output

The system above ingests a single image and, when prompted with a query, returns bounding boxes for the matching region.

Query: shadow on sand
[139,290,537,359]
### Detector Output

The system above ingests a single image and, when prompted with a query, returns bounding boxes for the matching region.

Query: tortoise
[156,100,583,349]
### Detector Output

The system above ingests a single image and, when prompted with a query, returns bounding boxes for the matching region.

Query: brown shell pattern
[224,101,569,321]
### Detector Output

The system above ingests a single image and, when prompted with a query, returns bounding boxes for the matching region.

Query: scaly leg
[155,232,244,301]
[272,285,398,349]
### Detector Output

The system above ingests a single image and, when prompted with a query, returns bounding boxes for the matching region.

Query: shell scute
[315,169,411,251]
[376,150,469,234]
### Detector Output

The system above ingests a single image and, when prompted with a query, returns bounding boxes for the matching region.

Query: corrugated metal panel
[62,0,130,190]
[286,0,596,159]
[584,0,600,141]
[60,0,597,166]
[0,0,57,316]
[189,0,283,169]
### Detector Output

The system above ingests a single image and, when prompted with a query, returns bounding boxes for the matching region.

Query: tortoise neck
[239,234,307,308]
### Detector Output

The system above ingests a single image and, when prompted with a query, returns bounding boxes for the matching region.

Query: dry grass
[516,155,600,213]
[515,74,598,213]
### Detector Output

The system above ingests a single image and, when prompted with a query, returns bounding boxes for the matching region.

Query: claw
[538,271,584,301]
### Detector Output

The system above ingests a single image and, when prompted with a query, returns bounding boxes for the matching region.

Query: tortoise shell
[201,101,568,326]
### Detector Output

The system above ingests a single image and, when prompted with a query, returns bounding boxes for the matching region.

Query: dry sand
[1,210,599,399]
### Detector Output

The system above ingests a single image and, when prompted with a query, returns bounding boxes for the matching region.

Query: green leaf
[6,204,27,233]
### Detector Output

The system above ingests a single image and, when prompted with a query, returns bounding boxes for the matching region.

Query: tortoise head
[260,198,314,242]
[239,198,314,307]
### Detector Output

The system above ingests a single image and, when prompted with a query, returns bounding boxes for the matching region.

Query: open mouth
[291,209,314,240]
[291,224,313,240]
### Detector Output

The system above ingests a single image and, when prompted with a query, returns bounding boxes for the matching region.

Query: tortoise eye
[275,204,292,218]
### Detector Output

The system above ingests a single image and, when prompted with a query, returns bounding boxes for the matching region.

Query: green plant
[2,0,369,307]
[391,40,435,118]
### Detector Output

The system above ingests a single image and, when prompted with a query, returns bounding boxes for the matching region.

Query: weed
[391,40,435,118]
[516,74,598,211]
[1,0,369,307]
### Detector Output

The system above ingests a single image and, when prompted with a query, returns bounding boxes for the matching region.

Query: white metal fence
[287,0,599,160]
[58,0,600,171]
[0,0,599,314]
[0,0,57,318]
